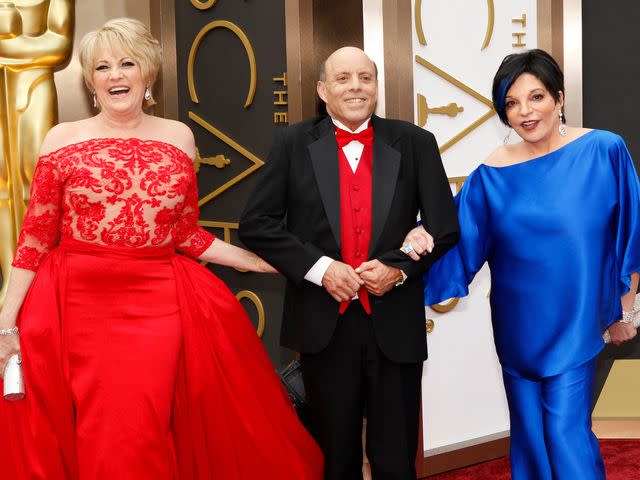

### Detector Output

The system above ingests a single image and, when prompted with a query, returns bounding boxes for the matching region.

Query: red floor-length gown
[0,138,323,479]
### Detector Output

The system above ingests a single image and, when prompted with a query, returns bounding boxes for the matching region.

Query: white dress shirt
[303,118,407,288]
[333,118,369,173]
[304,118,371,286]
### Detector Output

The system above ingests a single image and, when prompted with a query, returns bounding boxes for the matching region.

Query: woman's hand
[608,321,637,346]
[199,239,279,273]
[0,332,21,379]
[254,255,278,274]
[0,266,37,377]
[612,275,640,345]
[0,268,37,376]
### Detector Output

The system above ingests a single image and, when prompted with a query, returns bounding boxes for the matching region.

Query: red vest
[338,142,373,314]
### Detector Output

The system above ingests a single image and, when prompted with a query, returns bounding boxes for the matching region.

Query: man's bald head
[319,47,378,81]
[317,47,378,131]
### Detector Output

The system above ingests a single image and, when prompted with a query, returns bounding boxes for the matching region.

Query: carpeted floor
[430,440,640,479]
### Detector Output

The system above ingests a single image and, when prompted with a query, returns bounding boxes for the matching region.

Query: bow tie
[335,126,374,148]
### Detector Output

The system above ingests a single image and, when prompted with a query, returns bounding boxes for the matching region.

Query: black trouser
[300,302,423,480]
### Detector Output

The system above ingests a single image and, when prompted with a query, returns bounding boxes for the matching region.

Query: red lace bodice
[12,138,215,271]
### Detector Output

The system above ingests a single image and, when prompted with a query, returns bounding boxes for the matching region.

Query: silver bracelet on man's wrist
[0,326,19,336]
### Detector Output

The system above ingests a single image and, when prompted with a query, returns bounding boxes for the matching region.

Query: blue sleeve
[423,169,491,305]
[612,135,640,300]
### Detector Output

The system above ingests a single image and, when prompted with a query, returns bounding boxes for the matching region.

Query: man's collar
[331,117,371,133]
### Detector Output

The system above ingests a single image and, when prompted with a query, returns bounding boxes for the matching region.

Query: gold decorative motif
[481,0,495,50]
[236,290,266,337]
[415,55,496,154]
[274,112,288,124]
[448,175,468,194]
[415,56,492,107]
[190,0,218,10]
[273,72,288,124]
[0,0,74,305]
[440,110,496,154]
[417,94,464,128]
[198,221,238,243]
[426,318,435,333]
[415,0,494,50]
[512,32,526,47]
[189,111,264,207]
[273,90,287,105]
[414,0,427,46]
[430,297,460,313]
[273,72,287,85]
[512,14,527,27]
[194,148,231,173]
[188,20,256,108]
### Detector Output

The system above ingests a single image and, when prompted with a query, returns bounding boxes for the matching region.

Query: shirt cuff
[304,256,334,286]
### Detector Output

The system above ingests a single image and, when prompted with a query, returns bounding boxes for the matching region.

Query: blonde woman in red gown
[0,18,322,479]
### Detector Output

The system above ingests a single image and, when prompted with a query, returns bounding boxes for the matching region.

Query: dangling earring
[92,92,97,108]
[558,109,567,136]
[144,87,152,102]
[503,127,512,145]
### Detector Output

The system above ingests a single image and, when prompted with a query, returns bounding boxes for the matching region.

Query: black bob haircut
[492,49,565,126]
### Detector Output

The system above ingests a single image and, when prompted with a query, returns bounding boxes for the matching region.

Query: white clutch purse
[3,354,25,401]
[603,294,640,344]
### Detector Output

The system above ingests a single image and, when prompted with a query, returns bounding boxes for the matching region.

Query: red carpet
[430,440,640,479]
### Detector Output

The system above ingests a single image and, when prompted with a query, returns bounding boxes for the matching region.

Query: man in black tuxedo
[239,47,459,480]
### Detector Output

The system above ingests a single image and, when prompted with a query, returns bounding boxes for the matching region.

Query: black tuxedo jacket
[239,115,459,363]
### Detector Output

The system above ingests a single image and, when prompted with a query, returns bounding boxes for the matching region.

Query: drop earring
[503,127,512,145]
[144,87,152,102]
[558,110,567,136]
[92,92,97,108]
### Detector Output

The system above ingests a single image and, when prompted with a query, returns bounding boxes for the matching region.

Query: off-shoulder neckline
[39,137,193,161]
[481,129,597,170]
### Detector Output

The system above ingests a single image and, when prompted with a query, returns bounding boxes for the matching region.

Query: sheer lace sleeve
[174,168,215,259]
[12,156,63,271]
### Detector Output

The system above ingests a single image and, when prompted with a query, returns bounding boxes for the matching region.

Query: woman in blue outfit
[402,49,640,479]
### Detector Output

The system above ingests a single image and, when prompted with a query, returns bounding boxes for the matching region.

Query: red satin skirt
[0,239,323,479]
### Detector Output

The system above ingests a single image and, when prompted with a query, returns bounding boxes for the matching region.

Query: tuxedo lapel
[370,116,401,256]
[309,118,341,248]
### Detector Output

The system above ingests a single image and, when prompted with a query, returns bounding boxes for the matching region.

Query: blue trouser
[502,358,605,479]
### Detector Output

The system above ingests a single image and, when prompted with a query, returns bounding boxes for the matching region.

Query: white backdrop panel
[412,0,538,453]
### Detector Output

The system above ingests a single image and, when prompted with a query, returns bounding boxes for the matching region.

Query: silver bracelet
[603,294,640,343]
[621,310,635,324]
[0,326,19,336]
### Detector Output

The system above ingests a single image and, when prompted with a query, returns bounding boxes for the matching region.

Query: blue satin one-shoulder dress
[424,130,640,479]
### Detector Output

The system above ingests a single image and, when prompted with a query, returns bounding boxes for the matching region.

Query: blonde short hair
[78,18,162,108]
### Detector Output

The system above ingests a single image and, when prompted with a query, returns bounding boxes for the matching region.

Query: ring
[402,243,414,254]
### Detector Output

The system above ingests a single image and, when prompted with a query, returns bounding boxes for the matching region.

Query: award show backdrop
[1,1,639,475]
[175,0,291,367]
[411,0,538,456]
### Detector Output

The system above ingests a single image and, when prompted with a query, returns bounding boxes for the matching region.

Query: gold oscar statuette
[0,0,74,305]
